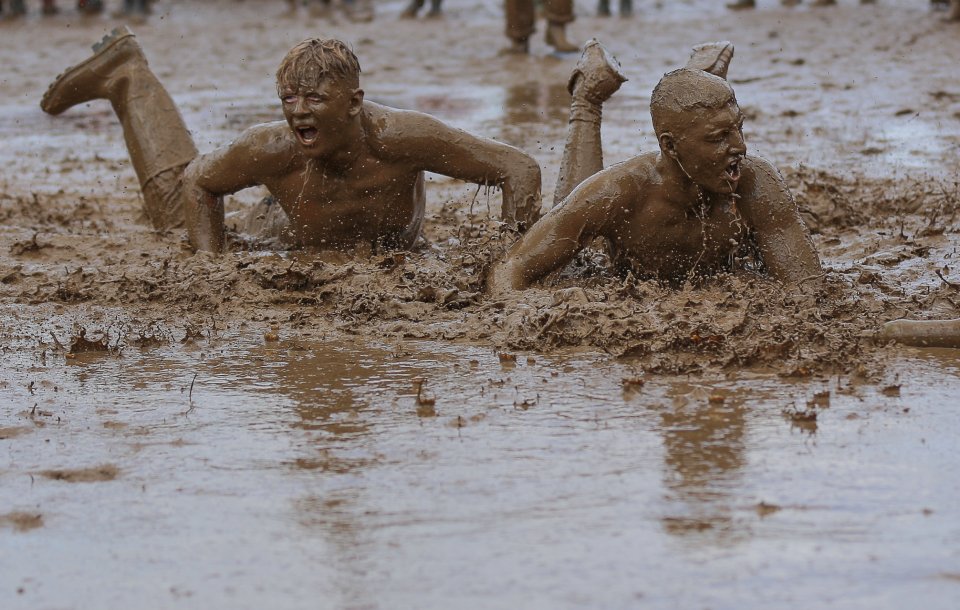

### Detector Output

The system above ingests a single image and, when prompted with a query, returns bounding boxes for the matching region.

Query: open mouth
[724,158,741,183]
[295,126,319,146]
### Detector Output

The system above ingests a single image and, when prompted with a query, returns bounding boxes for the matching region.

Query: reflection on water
[2,337,960,609]
[658,385,748,541]
[502,81,570,126]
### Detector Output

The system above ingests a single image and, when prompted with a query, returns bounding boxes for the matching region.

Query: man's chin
[299,144,328,159]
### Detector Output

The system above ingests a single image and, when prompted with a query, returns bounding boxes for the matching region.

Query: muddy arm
[738,158,822,285]
[181,125,281,252]
[487,168,625,296]
[386,111,542,228]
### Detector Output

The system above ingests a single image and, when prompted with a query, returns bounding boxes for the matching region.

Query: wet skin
[487,102,821,294]
[181,80,541,253]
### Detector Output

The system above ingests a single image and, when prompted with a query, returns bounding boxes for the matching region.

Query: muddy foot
[687,41,735,80]
[40,26,138,116]
[568,39,627,104]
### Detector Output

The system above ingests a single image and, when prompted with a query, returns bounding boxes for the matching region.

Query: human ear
[659,132,678,160]
[348,88,364,117]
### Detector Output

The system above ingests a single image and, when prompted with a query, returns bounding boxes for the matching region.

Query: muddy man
[40,29,541,253]
[487,40,822,295]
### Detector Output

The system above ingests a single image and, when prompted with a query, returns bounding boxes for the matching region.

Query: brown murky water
[3,0,960,607]
[3,335,960,608]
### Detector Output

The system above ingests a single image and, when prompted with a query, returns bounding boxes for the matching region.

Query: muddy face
[279,78,362,159]
[673,102,746,195]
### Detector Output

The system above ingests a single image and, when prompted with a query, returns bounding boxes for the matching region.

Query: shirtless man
[40,29,540,253]
[487,40,821,294]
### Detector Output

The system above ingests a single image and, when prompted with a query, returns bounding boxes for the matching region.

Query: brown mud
[2,1,959,380]
[2,2,960,607]
[37,464,120,483]
[0,512,44,533]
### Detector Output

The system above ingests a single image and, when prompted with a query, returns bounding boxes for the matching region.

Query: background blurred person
[597,0,631,17]
[0,0,27,18]
[401,0,442,19]
[504,0,579,54]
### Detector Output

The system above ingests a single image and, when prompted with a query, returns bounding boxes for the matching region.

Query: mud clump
[0,512,44,532]
[38,464,120,483]
[2,169,959,379]
[0,427,31,440]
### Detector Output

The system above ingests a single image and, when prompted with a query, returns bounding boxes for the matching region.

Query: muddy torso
[604,158,749,282]
[247,114,426,250]
[262,155,424,250]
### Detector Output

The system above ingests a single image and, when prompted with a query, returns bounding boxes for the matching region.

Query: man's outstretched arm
[181,124,279,252]
[486,166,628,296]
[381,110,542,228]
[738,157,822,284]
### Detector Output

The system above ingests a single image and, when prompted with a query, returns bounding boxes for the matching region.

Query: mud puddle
[2,336,959,609]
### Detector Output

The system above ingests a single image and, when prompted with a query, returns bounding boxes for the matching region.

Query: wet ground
[2,0,960,607]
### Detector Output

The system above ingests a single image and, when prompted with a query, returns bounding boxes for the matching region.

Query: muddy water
[3,0,960,607]
[2,337,959,609]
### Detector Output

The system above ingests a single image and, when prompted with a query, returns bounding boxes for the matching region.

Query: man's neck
[322,118,366,173]
[656,153,705,209]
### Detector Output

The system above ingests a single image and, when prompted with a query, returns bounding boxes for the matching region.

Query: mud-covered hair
[276,38,361,94]
[650,68,737,136]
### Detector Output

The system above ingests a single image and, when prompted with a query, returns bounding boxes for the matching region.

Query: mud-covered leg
[880,319,960,348]
[553,39,626,205]
[40,27,198,229]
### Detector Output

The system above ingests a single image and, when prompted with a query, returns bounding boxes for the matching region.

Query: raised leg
[553,40,626,205]
[40,28,198,229]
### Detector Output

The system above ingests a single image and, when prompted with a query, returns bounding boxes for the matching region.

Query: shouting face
[279,78,362,159]
[670,102,746,195]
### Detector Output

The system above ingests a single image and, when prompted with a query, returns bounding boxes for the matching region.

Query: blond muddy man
[41,29,541,253]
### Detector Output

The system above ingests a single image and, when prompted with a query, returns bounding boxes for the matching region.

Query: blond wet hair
[276,38,361,94]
